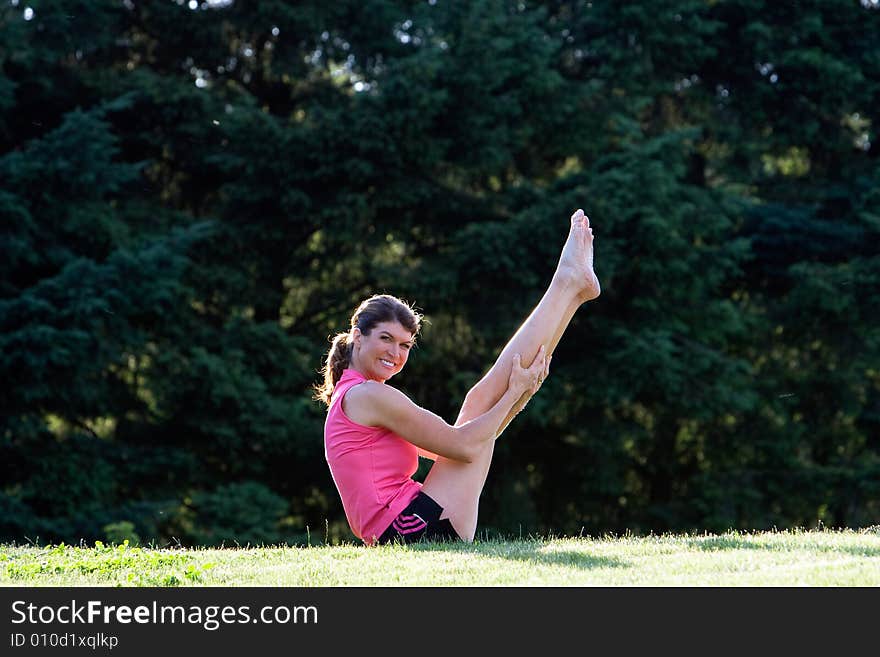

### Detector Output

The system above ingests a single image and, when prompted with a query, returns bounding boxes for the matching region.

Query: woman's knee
[461,382,499,419]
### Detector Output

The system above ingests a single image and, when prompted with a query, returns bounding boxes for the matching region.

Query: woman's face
[352,320,414,382]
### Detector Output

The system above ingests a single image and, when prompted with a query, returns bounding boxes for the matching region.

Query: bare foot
[554,208,601,303]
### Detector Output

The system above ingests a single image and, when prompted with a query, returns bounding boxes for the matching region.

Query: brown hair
[314,294,422,406]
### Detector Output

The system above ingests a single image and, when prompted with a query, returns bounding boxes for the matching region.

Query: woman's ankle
[549,269,585,304]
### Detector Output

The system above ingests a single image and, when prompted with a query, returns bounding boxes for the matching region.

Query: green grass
[2,528,879,586]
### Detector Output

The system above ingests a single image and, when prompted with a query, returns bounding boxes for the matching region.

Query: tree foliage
[1,0,878,544]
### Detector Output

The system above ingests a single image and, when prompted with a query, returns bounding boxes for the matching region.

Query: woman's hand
[508,345,549,397]
[534,352,551,395]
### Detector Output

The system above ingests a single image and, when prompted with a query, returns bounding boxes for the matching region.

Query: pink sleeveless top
[324,368,422,545]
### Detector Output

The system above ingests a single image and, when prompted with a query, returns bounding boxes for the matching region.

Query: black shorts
[376,492,461,544]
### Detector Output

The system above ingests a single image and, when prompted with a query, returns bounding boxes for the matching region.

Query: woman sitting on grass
[315,209,601,545]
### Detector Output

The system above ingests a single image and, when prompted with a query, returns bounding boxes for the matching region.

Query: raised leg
[420,209,599,540]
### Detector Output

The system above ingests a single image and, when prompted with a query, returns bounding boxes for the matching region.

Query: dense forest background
[1,0,878,546]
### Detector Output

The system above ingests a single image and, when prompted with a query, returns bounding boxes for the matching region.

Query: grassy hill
[2,528,879,586]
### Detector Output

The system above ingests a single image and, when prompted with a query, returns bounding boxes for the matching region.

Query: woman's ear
[351,328,361,348]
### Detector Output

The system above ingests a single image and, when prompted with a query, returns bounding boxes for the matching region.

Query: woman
[316,209,600,545]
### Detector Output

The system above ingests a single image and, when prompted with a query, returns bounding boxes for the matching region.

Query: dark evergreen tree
[1,0,877,544]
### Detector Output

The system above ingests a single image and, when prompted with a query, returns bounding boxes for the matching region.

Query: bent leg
[420,210,600,540]
[420,290,579,541]
[465,208,599,416]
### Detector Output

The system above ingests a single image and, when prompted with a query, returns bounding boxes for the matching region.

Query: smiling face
[350,320,414,382]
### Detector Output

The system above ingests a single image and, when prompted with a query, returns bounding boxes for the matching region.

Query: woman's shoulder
[343,380,408,426]
[344,379,394,407]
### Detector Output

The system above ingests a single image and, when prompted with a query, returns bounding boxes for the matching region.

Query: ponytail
[314,332,353,406]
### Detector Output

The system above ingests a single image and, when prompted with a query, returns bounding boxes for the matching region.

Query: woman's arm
[345,349,546,463]
[348,379,521,463]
